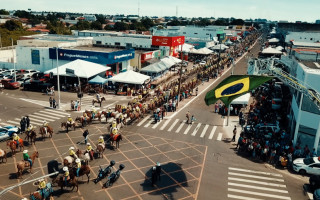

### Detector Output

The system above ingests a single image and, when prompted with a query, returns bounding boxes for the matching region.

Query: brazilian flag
[204,75,273,106]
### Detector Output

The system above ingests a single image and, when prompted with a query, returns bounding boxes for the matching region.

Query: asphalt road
[0,34,310,200]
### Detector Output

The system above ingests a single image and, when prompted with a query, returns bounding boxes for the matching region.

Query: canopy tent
[108,70,150,85]
[210,44,229,51]
[225,40,233,46]
[230,93,251,105]
[178,43,194,53]
[190,47,214,55]
[276,46,284,51]
[45,59,111,78]
[268,38,280,43]
[140,64,163,73]
[261,47,282,54]
[88,75,108,85]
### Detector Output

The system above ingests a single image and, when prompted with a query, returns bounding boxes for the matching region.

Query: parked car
[16,77,31,87]
[0,79,20,89]
[293,157,320,175]
[23,80,53,92]
[0,125,21,141]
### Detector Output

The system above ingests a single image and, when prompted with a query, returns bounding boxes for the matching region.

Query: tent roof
[262,47,282,54]
[108,70,150,85]
[210,44,229,50]
[88,75,108,85]
[178,43,194,52]
[231,93,251,105]
[268,38,280,43]
[44,59,110,78]
[140,64,163,73]
[190,47,214,55]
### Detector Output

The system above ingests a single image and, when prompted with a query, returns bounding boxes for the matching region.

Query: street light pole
[11,38,16,82]
[176,49,184,107]
[56,47,61,109]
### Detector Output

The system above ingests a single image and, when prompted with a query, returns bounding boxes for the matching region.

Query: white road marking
[217,132,222,141]
[208,126,217,139]
[229,167,283,177]
[183,123,193,135]
[160,119,171,130]
[168,119,179,132]
[228,177,286,188]
[228,182,288,193]
[103,101,119,109]
[227,194,263,200]
[7,120,20,126]
[175,120,186,133]
[228,188,291,200]
[44,109,69,115]
[34,112,60,119]
[228,172,284,182]
[29,117,47,123]
[200,124,209,138]
[223,118,226,126]
[29,114,55,122]
[39,110,66,117]
[0,122,12,126]
[191,123,202,136]
[152,119,162,129]
[137,115,150,126]
[144,119,153,128]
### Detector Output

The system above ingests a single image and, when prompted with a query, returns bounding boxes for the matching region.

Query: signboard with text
[141,50,160,62]
[152,36,185,47]
[49,48,135,65]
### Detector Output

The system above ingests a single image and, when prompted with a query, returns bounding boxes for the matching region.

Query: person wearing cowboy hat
[43,120,49,135]
[12,133,20,147]
[67,115,73,124]
[38,178,47,198]
[75,158,81,177]
[23,149,32,167]
[91,106,97,119]
[98,136,105,149]
[86,143,94,160]
[69,147,78,160]
[63,166,70,186]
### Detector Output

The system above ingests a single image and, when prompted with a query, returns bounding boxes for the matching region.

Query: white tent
[108,70,150,85]
[262,47,282,54]
[45,59,110,78]
[231,93,251,105]
[190,47,214,55]
[210,44,229,51]
[268,38,280,43]
[178,43,194,53]
[276,46,284,51]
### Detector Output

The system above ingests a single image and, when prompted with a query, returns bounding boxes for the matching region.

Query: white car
[199,61,206,65]
[293,157,320,175]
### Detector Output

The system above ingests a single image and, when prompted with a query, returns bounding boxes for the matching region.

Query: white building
[93,35,153,49]
[285,32,320,43]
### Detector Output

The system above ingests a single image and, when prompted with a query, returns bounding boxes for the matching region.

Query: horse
[30,183,53,200]
[25,130,37,145]
[129,111,140,122]
[63,156,76,167]
[96,144,105,158]
[0,149,7,163]
[61,121,76,133]
[92,97,106,107]
[76,149,90,165]
[7,139,24,156]
[53,175,78,192]
[110,134,122,149]
[16,151,39,178]
[70,163,91,183]
[39,126,53,139]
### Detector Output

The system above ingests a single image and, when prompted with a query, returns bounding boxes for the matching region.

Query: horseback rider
[91,106,97,119]
[27,124,34,133]
[86,143,94,160]
[23,150,32,167]
[38,178,47,198]
[75,158,81,177]
[83,112,88,124]
[67,115,73,125]
[13,133,20,147]
[69,147,78,160]
[63,167,70,186]
[96,93,101,102]
[43,120,49,135]
[111,127,118,140]
[119,113,124,124]
[98,136,105,149]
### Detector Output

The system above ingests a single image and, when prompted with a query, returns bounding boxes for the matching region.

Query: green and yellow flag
[204,75,273,106]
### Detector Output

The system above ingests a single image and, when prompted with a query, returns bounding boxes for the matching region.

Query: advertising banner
[141,50,160,62]
[49,48,135,65]
[152,36,185,46]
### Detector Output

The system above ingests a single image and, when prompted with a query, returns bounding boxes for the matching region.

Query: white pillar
[56,47,61,109]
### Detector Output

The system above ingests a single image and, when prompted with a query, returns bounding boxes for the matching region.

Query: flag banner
[204,75,273,106]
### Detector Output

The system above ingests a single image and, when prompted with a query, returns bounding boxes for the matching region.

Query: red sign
[152,36,185,47]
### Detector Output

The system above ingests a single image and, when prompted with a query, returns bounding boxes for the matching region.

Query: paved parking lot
[0,122,207,200]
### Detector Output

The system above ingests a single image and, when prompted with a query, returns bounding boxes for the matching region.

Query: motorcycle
[103,164,125,188]
[94,160,115,184]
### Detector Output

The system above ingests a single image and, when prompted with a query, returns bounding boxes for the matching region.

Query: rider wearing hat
[86,143,94,160]
[91,106,97,119]
[43,120,49,135]
[27,124,34,132]
[83,112,88,123]
[63,167,70,186]
[98,136,105,145]
[38,178,47,198]
[67,115,73,124]
[69,147,78,160]
[13,133,20,147]
[23,150,32,167]
[75,158,81,177]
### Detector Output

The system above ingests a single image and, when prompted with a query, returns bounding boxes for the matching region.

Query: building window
[183,32,186,34]
[194,33,198,35]
[206,33,209,35]
[115,42,120,46]
[302,95,320,115]
[96,41,102,44]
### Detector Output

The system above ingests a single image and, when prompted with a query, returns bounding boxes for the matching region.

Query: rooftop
[292,41,320,48]
[301,61,320,70]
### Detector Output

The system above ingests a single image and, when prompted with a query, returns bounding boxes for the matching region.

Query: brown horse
[25,130,37,145]
[53,175,78,192]
[16,151,39,178]
[61,122,76,133]
[7,139,24,156]
[110,134,122,149]
[75,116,91,127]
[92,96,106,107]
[76,149,91,165]
[129,111,140,122]
[0,149,7,163]
[70,164,91,183]
[39,126,53,139]
[96,144,105,158]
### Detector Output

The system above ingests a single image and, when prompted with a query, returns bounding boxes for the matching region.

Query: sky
[1,0,320,23]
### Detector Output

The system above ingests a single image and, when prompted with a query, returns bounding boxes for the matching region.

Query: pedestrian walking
[52,98,56,108]
[156,162,161,181]
[186,111,191,124]
[214,103,218,113]
[20,117,26,132]
[232,126,237,142]
[49,97,53,107]
[195,87,198,96]
[26,116,30,128]
[83,129,89,144]
[151,166,157,186]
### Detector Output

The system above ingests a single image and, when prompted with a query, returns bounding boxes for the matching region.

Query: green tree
[140,17,154,29]
[4,20,23,31]
[95,14,106,24]
[75,20,91,30]
[13,10,32,18]
[104,25,113,30]
[230,18,244,25]
[196,18,211,26]
[0,9,9,15]
[214,19,228,25]
[91,21,102,30]
[114,22,129,31]
[167,19,181,26]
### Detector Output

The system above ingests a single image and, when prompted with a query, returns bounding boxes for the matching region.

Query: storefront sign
[152,36,185,47]
[49,48,135,65]
[141,50,160,62]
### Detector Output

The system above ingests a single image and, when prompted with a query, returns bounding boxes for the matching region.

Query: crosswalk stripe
[103,101,119,109]
[168,119,179,132]
[144,119,153,128]
[33,112,60,119]
[228,182,288,193]
[228,188,291,200]
[228,194,263,200]
[39,110,66,117]
[217,133,222,141]
[137,115,150,126]
[7,120,20,126]
[29,114,55,122]
[29,117,47,123]
[191,123,202,136]
[0,122,12,126]
[228,172,284,182]
[183,123,193,135]
[208,126,217,139]
[175,120,186,133]
[44,109,69,115]
[200,124,209,138]
[152,120,162,129]
[229,167,283,177]
[228,177,286,188]
[160,119,171,130]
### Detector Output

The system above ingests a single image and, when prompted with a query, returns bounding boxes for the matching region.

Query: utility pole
[56,47,61,109]
[176,47,184,107]
[11,38,16,82]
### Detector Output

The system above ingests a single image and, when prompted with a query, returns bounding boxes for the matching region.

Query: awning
[190,47,214,55]
[268,38,280,43]
[231,93,251,105]
[45,59,110,78]
[108,70,150,85]
[88,75,108,85]
[210,44,229,51]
